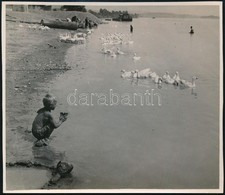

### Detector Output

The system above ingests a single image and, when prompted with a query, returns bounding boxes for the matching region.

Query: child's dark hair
[43,94,57,109]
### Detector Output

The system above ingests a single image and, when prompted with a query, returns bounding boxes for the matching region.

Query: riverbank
[5,11,89,190]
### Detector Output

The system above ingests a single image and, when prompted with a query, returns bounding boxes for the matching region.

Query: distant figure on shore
[40,19,44,26]
[71,15,80,23]
[130,25,133,33]
[32,94,67,147]
[71,15,77,22]
[85,17,89,28]
[89,20,92,29]
[189,26,194,34]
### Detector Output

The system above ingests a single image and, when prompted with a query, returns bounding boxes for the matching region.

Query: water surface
[45,17,220,189]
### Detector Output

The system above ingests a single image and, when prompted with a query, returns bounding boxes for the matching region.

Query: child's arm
[47,112,66,128]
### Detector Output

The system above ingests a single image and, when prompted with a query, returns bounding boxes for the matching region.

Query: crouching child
[32,94,67,147]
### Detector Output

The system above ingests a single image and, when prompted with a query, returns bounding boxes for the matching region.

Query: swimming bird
[111,52,117,58]
[173,71,181,85]
[154,76,163,84]
[137,68,151,79]
[179,76,198,88]
[116,47,124,55]
[149,71,158,79]
[132,70,139,78]
[121,70,133,78]
[133,53,141,61]
[162,71,175,84]
[101,47,113,54]
[162,71,170,81]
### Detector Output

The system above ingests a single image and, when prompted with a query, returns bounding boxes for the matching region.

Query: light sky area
[86,5,220,16]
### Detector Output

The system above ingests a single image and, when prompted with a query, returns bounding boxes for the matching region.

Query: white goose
[87,29,93,35]
[162,71,170,81]
[133,53,141,61]
[132,70,138,78]
[162,71,175,84]
[39,26,50,31]
[173,71,180,85]
[137,68,151,79]
[121,70,133,78]
[116,47,124,55]
[179,77,198,88]
[154,76,163,84]
[111,52,117,58]
[101,47,113,54]
[77,33,86,38]
[59,33,71,42]
[149,71,158,79]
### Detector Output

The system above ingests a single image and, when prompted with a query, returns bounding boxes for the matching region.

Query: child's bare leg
[45,126,55,139]
[34,126,53,146]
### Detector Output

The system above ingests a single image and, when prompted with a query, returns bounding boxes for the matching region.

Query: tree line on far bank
[37,5,87,12]
[89,9,138,19]
[37,6,138,18]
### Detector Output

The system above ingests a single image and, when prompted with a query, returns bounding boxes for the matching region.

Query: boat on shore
[105,18,112,21]
[112,13,132,22]
[41,19,78,30]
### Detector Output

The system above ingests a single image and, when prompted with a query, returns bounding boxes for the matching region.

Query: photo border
[2,1,223,193]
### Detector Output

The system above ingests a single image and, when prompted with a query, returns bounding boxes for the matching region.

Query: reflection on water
[191,88,198,97]
[32,145,66,167]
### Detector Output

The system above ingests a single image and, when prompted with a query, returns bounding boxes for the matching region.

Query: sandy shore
[5,17,81,189]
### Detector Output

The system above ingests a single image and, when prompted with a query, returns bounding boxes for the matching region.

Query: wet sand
[6,168,51,190]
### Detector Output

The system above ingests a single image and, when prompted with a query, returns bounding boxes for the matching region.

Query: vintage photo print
[2,1,223,193]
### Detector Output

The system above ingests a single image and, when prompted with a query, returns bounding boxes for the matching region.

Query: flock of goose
[23,23,197,89]
[19,23,51,31]
[121,68,198,88]
[101,47,125,57]
[99,32,197,88]
[100,33,137,58]
[100,32,134,46]
[27,25,50,31]
[58,30,93,44]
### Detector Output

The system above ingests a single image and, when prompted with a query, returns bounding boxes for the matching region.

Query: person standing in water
[130,25,133,33]
[189,26,194,34]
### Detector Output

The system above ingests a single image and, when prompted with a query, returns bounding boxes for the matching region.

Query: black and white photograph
[2,1,223,193]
